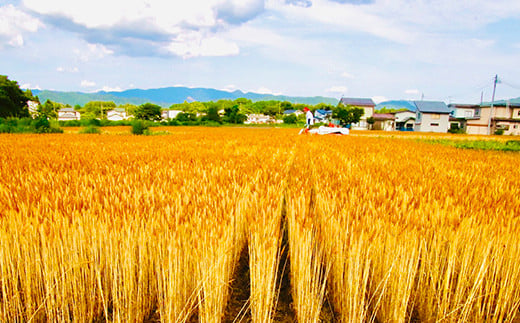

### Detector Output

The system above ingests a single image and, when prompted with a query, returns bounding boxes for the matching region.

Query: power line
[499,78,520,91]
[444,77,495,103]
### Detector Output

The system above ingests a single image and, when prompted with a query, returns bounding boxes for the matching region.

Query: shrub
[283,114,298,124]
[0,124,11,133]
[494,129,504,135]
[131,120,149,135]
[80,126,101,134]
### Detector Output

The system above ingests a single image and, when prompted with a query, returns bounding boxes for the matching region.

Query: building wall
[512,107,520,120]
[453,108,480,119]
[351,106,374,130]
[374,120,394,131]
[466,124,489,135]
[415,113,449,132]
[58,112,81,121]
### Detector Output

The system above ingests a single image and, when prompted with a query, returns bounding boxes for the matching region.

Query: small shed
[372,113,395,131]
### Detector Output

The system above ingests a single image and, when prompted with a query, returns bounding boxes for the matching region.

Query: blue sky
[1,0,520,103]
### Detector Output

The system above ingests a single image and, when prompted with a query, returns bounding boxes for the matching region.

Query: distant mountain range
[376,100,417,112]
[32,87,339,107]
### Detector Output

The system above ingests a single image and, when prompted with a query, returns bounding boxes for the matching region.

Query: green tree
[377,107,407,114]
[333,104,364,126]
[205,106,222,123]
[118,103,138,117]
[135,103,162,121]
[175,112,198,122]
[81,101,116,119]
[0,75,30,118]
[181,101,206,114]
[280,101,292,111]
[38,99,61,119]
[366,116,375,130]
[283,114,298,124]
[263,101,281,117]
[223,105,246,124]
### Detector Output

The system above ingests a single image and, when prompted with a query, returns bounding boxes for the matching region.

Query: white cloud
[250,87,281,95]
[221,84,239,92]
[21,83,41,90]
[74,43,113,61]
[23,0,264,29]
[22,0,264,57]
[405,89,419,95]
[81,80,96,87]
[341,72,355,79]
[326,85,348,93]
[266,0,417,44]
[100,86,122,92]
[166,34,239,58]
[57,66,79,73]
[371,96,387,104]
[0,4,42,48]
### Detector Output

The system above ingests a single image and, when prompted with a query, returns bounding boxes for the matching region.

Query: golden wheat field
[1,127,520,323]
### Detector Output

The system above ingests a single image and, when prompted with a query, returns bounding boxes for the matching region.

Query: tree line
[1,75,365,128]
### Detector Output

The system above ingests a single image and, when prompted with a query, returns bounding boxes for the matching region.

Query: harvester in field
[299,125,350,135]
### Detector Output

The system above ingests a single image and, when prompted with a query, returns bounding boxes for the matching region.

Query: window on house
[474,108,481,116]
[431,114,440,119]
[465,110,473,118]
[431,123,439,126]
[417,112,422,121]
[517,110,520,116]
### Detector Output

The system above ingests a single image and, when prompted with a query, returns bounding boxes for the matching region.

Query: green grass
[422,139,520,152]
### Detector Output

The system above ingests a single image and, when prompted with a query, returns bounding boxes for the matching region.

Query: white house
[245,114,273,124]
[27,100,39,118]
[282,109,304,117]
[395,110,416,131]
[57,107,81,121]
[414,101,450,133]
[107,108,132,121]
[161,109,183,120]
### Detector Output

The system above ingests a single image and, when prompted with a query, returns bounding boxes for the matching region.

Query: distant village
[44,96,520,136]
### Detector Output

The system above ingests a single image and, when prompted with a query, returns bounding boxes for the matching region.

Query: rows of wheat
[1,128,519,322]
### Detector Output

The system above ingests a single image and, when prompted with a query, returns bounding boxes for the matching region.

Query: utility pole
[487,74,498,135]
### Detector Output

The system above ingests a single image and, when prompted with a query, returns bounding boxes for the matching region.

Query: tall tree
[224,105,246,124]
[135,103,162,121]
[81,101,116,119]
[205,106,222,123]
[38,99,61,119]
[332,104,364,126]
[0,75,30,118]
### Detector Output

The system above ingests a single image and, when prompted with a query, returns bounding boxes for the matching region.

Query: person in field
[304,107,314,133]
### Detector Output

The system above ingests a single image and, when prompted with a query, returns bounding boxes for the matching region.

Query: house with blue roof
[283,109,304,117]
[413,101,451,133]
[314,109,332,122]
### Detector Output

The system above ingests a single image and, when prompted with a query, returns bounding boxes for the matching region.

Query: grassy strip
[422,139,520,152]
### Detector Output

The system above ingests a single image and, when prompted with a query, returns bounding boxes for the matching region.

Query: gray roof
[413,101,450,114]
[59,107,76,112]
[481,98,520,107]
[339,97,375,107]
